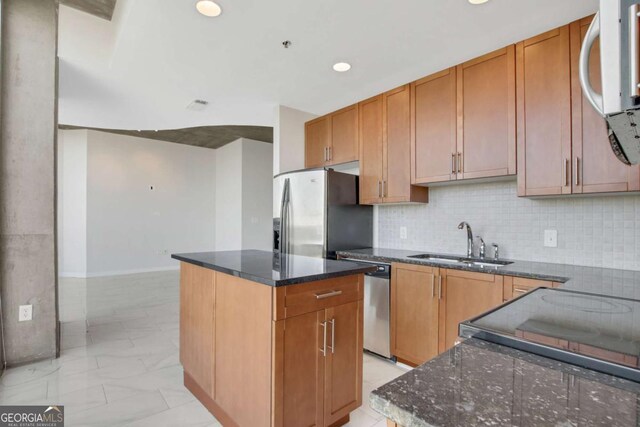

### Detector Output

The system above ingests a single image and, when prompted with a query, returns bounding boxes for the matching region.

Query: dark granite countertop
[337,248,640,299]
[171,250,376,287]
[370,338,640,427]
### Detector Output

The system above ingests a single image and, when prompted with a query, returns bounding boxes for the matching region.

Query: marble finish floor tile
[0,271,406,426]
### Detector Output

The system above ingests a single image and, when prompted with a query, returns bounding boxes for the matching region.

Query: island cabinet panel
[411,68,458,184]
[275,310,326,427]
[457,46,516,180]
[440,269,503,353]
[180,263,364,427]
[330,104,359,165]
[390,263,440,366]
[516,26,573,196]
[179,262,216,398]
[358,95,385,205]
[324,301,363,425]
[306,116,331,168]
[570,17,640,194]
[214,273,274,427]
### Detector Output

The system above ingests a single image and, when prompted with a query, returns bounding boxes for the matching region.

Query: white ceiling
[58,0,599,130]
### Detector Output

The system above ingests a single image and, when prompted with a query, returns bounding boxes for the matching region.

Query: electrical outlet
[19,304,32,322]
[400,226,408,240]
[544,230,558,248]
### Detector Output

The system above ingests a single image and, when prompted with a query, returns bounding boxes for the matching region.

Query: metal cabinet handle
[631,5,640,97]
[432,274,436,297]
[575,157,580,186]
[320,321,327,356]
[451,153,456,175]
[438,276,442,300]
[315,290,343,299]
[382,180,386,198]
[328,146,332,161]
[457,152,462,174]
[564,158,570,187]
[378,181,382,198]
[328,318,335,354]
[513,287,529,295]
[324,147,328,162]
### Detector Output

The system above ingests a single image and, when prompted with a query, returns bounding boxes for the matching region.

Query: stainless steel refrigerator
[273,168,373,259]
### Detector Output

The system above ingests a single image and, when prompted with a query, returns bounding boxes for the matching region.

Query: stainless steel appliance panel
[345,259,391,359]
[276,169,327,258]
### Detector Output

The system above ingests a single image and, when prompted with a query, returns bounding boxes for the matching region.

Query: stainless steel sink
[407,253,513,268]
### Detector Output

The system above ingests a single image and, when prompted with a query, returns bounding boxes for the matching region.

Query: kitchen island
[171,250,376,427]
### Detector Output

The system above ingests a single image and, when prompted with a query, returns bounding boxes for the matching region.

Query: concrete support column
[0,0,59,365]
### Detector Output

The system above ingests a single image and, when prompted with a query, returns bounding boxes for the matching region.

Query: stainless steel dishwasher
[344,259,392,359]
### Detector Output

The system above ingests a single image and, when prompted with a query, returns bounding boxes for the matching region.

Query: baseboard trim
[59,266,179,278]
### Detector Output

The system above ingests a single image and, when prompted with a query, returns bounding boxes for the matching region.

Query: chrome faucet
[458,222,474,258]
[477,237,486,259]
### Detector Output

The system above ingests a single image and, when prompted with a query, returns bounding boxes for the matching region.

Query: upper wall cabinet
[305,105,359,169]
[359,86,428,205]
[411,49,517,185]
[411,68,458,184]
[305,115,331,168]
[457,46,516,179]
[516,27,573,196]
[517,19,640,197]
[570,17,640,194]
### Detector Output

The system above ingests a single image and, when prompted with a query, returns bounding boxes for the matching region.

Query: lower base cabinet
[179,262,363,427]
[391,263,508,364]
[439,269,503,352]
[277,301,363,427]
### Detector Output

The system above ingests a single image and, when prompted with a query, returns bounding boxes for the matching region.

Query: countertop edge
[171,253,376,287]
[337,250,571,283]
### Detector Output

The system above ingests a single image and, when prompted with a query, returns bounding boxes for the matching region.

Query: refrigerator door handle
[279,178,291,253]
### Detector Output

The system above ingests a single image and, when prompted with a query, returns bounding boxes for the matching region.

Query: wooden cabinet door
[276,310,326,427]
[330,104,359,165]
[412,68,458,184]
[457,46,516,179]
[391,263,440,366]
[516,26,573,196]
[570,17,640,194]
[305,116,330,168]
[324,301,363,426]
[359,95,384,205]
[440,269,503,352]
[383,85,412,202]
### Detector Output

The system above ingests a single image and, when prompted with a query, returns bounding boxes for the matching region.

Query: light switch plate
[544,230,558,248]
[19,304,32,322]
[400,227,407,240]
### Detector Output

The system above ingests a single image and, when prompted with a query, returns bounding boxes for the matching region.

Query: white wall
[59,131,273,277]
[57,130,88,277]
[215,140,243,251]
[378,180,640,271]
[85,130,217,276]
[216,138,274,251]
[273,105,317,176]
[242,139,274,251]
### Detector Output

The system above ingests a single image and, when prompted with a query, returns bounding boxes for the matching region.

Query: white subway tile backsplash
[377,181,640,271]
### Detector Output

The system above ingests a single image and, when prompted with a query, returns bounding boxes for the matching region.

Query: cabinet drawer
[273,274,363,320]
[503,276,557,301]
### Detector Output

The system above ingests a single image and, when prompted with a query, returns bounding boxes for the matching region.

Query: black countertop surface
[171,250,376,287]
[370,338,640,427]
[337,247,640,299]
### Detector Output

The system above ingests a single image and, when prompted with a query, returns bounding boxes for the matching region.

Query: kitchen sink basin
[407,253,513,268]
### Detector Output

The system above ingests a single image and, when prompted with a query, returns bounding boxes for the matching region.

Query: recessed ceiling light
[196,0,222,17]
[468,0,489,4]
[333,62,351,72]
